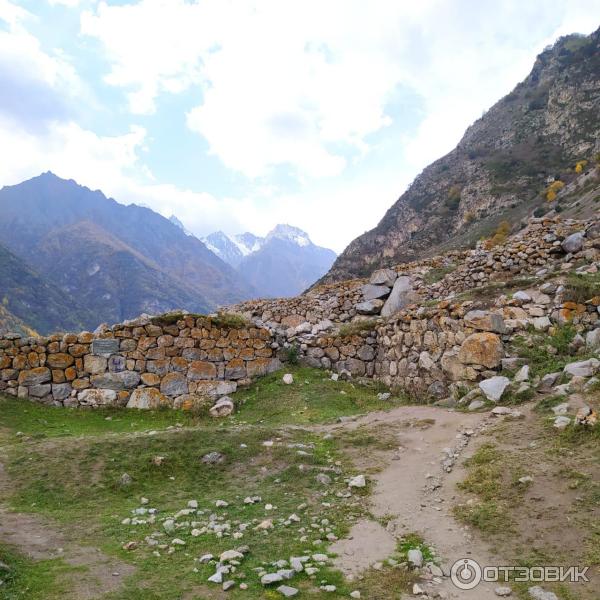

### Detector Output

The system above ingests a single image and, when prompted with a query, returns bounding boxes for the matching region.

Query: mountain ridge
[321,28,600,284]
[202,225,336,297]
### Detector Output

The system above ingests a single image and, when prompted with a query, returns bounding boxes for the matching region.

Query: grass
[336,319,378,337]
[0,544,74,600]
[510,324,594,377]
[0,366,410,599]
[230,366,399,426]
[453,443,531,534]
[150,311,249,329]
[562,272,600,304]
[0,397,199,441]
[423,264,456,285]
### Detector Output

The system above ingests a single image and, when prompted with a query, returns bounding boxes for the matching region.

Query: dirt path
[324,405,503,599]
[0,459,134,599]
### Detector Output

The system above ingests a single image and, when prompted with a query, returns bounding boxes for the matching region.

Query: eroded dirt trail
[325,405,503,599]
[0,458,134,599]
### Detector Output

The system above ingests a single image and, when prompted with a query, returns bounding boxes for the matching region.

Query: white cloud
[79,0,600,182]
[3,0,600,254]
[48,0,81,7]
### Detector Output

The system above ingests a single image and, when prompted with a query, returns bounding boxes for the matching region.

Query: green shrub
[285,344,299,365]
[562,273,600,304]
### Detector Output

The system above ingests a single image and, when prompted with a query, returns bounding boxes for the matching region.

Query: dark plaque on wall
[91,339,120,356]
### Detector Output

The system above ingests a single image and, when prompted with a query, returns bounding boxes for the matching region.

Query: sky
[0,1,598,252]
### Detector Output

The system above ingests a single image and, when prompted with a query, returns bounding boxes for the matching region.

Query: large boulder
[561,231,584,254]
[381,277,416,317]
[458,332,503,369]
[464,310,507,334]
[361,284,390,300]
[126,387,169,409]
[369,268,397,287]
[356,299,384,315]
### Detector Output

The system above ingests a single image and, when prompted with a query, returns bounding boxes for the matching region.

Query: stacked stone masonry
[0,316,281,409]
[2,216,599,408]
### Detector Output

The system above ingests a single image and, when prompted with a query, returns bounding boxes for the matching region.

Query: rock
[553,416,571,429]
[119,473,132,487]
[468,399,485,411]
[350,592,361,599]
[514,365,529,382]
[538,372,561,392]
[551,402,569,415]
[220,550,244,562]
[348,475,366,488]
[361,284,391,300]
[561,231,584,254]
[222,580,235,591]
[407,548,423,567]
[564,358,599,378]
[277,585,299,597]
[91,371,140,390]
[512,291,531,303]
[479,376,510,402]
[464,310,507,334]
[381,276,416,317]
[585,328,600,349]
[528,586,559,600]
[315,473,332,485]
[355,299,384,315]
[210,397,235,418]
[370,268,397,287]
[18,367,51,386]
[127,388,168,409]
[458,332,504,369]
[495,587,512,596]
[261,573,284,585]
[83,355,108,375]
[575,405,597,426]
[283,373,294,385]
[208,571,223,584]
[78,388,118,407]
[202,452,226,465]
[160,372,188,396]
[412,583,424,595]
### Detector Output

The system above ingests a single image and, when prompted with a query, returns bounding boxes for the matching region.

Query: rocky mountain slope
[322,28,600,283]
[204,225,336,297]
[0,173,255,332]
[0,241,93,334]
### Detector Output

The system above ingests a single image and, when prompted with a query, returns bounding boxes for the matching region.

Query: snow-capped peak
[266,224,312,247]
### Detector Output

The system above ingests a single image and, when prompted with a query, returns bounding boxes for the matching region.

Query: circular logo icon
[450,558,482,590]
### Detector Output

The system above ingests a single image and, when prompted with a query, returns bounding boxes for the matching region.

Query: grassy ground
[453,387,600,600]
[0,367,403,600]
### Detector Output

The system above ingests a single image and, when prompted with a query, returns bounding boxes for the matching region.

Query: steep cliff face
[322,29,600,283]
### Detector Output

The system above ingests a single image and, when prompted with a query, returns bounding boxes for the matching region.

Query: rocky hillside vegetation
[323,27,600,283]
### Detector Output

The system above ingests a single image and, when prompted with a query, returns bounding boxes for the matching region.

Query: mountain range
[0,172,255,334]
[0,173,336,335]
[201,225,336,298]
[321,28,600,283]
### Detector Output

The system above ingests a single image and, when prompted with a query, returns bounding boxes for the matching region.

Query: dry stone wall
[2,215,599,409]
[0,315,280,409]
